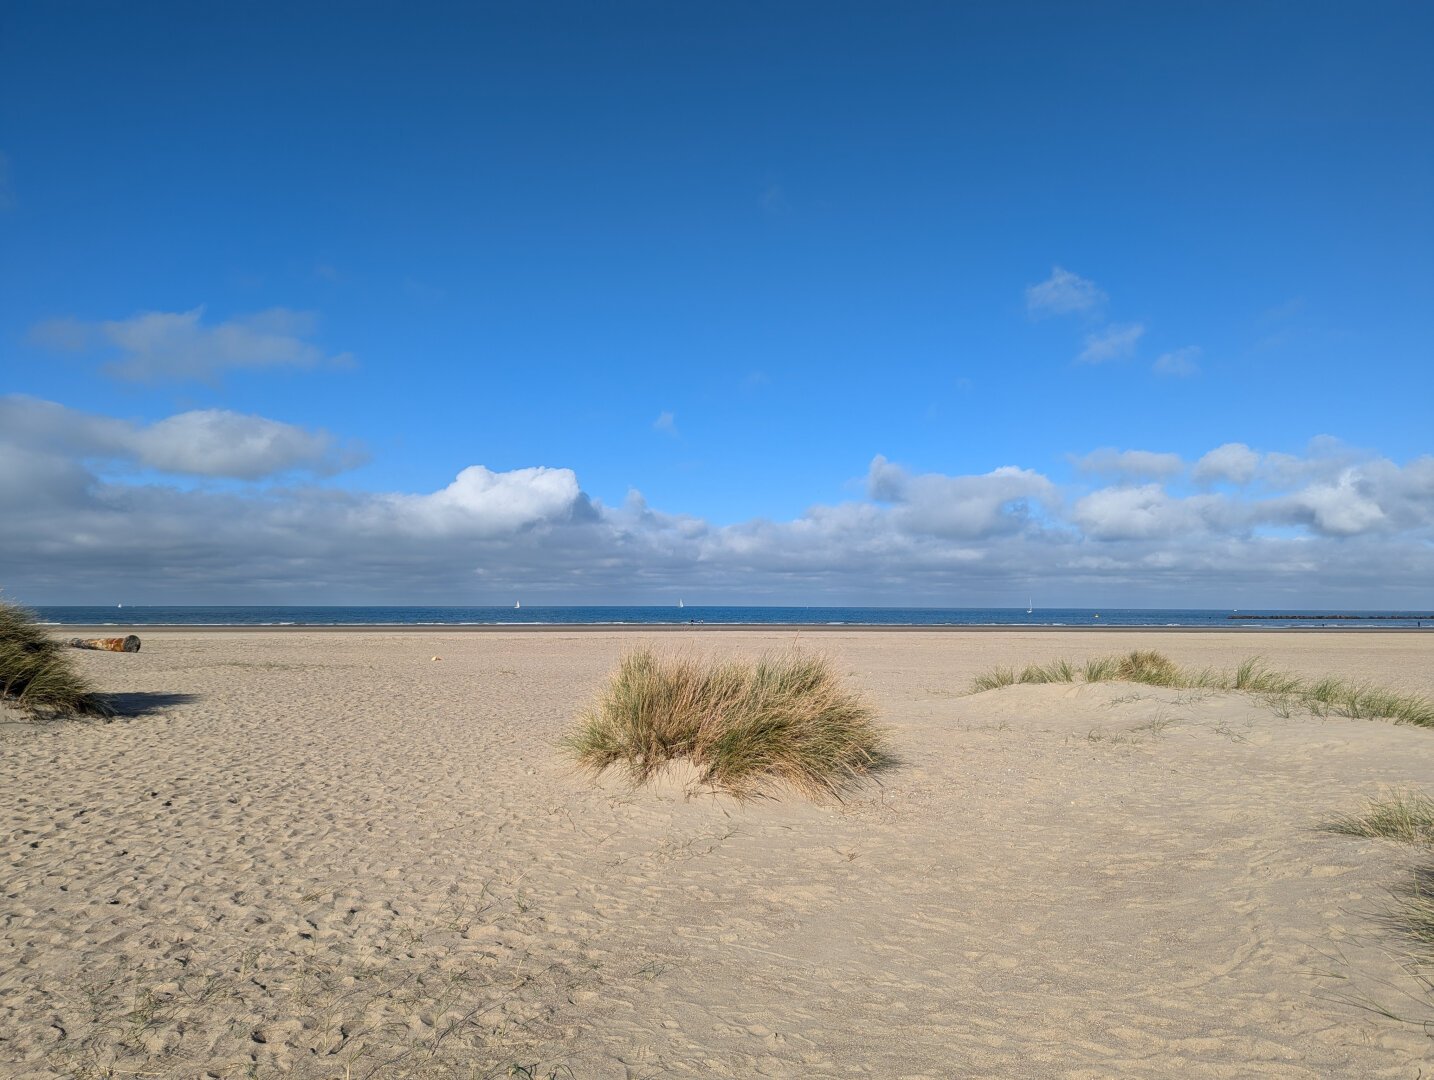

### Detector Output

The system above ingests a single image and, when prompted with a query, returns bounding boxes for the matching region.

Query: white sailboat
[514,600,520,610]
[678,599,684,609]
[1026,597,1033,615]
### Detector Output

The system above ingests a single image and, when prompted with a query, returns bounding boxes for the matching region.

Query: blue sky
[1,2,1431,605]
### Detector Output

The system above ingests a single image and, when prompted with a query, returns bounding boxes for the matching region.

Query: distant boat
[514,601,520,610]
[678,599,684,608]
[1026,597,1032,615]
[117,603,123,609]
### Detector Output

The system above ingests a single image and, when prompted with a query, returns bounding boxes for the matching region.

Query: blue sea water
[29,606,1434,628]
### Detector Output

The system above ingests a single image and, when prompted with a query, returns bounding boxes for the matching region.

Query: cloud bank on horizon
[2,390,1430,606]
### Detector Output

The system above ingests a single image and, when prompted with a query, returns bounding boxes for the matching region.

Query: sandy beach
[3,628,1432,1078]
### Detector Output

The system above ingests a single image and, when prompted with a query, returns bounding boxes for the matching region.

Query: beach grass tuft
[565,649,890,800]
[0,601,112,718]
[1017,658,1078,684]
[1325,790,1434,977]
[969,649,1433,728]
[970,666,1016,692]
[1304,678,1434,727]
[1232,657,1303,696]
[1402,877,1434,956]
[1082,656,1119,683]
[1326,790,1434,847]
[1113,649,1182,686]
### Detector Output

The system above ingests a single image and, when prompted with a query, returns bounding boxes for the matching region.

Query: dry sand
[3,629,1433,1078]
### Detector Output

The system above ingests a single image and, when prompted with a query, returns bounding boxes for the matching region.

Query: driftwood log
[68,635,142,653]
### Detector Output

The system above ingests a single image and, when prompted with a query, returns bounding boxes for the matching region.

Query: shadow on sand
[105,692,201,718]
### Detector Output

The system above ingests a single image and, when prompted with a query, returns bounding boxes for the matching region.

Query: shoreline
[49,622,1434,634]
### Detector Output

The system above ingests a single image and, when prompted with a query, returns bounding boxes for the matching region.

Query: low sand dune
[2,630,1432,1077]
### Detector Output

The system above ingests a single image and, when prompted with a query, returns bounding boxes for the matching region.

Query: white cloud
[868,456,1058,539]
[29,306,352,381]
[1023,271,1191,376]
[1025,267,1106,317]
[653,411,678,436]
[1,411,1431,605]
[1073,485,1192,540]
[1193,443,1260,486]
[1077,322,1145,363]
[1284,470,1388,536]
[134,410,357,479]
[377,465,592,538]
[1074,449,1184,481]
[0,395,358,480]
[1153,346,1201,376]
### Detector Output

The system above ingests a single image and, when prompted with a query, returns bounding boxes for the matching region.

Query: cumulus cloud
[1078,322,1145,363]
[1283,470,1388,537]
[29,306,352,381]
[867,456,1057,539]
[1074,449,1184,482]
[1073,485,1191,540]
[1025,267,1106,317]
[377,465,594,537]
[136,411,360,479]
[1,410,1431,605]
[0,395,359,479]
[1193,443,1260,486]
[1153,346,1201,376]
[1071,486,1255,541]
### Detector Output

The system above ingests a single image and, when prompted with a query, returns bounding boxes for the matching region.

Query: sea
[29,606,1434,629]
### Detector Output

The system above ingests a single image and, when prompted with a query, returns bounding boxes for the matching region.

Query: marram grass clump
[969,649,1434,728]
[1326,790,1434,847]
[1324,790,1434,975]
[565,649,891,800]
[0,601,112,719]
